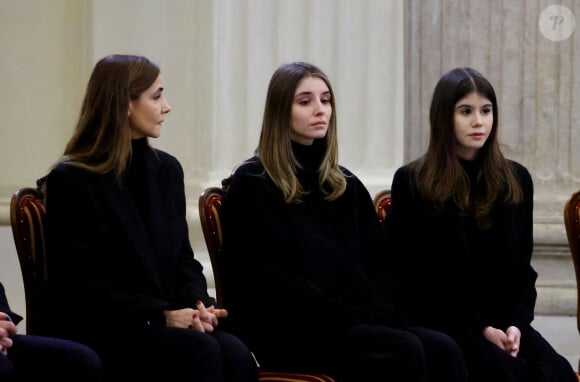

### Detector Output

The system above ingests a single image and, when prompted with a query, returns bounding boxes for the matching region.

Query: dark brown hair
[57,54,160,178]
[412,67,522,227]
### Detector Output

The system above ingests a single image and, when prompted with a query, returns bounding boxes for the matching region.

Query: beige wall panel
[0,0,91,223]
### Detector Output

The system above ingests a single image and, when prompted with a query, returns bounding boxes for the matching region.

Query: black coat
[44,140,213,344]
[385,159,537,342]
[220,142,395,365]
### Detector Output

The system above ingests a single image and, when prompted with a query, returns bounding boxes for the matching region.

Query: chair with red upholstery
[9,176,48,335]
[198,187,226,307]
[198,186,336,382]
[562,190,580,375]
[373,189,391,228]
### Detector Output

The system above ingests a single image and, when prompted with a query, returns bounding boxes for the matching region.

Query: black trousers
[333,324,428,382]
[408,326,469,382]
[98,327,258,382]
[255,324,467,382]
[459,325,577,382]
[1,334,103,382]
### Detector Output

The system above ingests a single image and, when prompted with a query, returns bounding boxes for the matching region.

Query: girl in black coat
[44,54,257,381]
[385,67,577,382]
[220,61,468,382]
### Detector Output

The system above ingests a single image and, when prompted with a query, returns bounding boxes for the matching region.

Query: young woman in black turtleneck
[386,67,576,382]
[220,61,468,382]
[44,54,257,381]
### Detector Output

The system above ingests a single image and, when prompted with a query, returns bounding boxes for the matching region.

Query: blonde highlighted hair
[257,62,346,203]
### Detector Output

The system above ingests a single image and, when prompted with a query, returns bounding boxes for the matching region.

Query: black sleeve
[510,163,537,329]
[0,282,23,324]
[167,158,215,308]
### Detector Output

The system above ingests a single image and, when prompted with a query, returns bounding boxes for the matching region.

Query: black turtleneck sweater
[127,139,152,236]
[385,158,537,343]
[220,140,395,366]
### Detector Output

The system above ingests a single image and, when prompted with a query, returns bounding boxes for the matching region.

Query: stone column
[405,0,580,314]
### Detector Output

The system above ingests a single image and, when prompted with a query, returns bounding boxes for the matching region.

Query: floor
[533,315,579,371]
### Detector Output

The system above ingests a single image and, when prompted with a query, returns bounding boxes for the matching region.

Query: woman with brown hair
[44,54,257,381]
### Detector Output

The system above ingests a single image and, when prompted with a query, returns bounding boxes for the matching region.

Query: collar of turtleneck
[128,137,149,163]
[459,156,482,184]
[126,138,150,178]
[291,139,325,174]
[131,137,149,152]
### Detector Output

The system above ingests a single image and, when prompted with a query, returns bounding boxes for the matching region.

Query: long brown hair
[257,62,346,203]
[56,54,160,179]
[412,67,522,226]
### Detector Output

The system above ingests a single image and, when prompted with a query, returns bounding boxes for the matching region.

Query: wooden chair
[373,189,391,228]
[198,187,225,307]
[563,190,580,373]
[198,187,336,382]
[9,177,48,335]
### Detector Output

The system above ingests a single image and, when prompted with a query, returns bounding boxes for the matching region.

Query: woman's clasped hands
[483,325,521,357]
[164,300,228,333]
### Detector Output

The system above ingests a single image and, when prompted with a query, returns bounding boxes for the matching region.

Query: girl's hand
[505,326,521,357]
[483,326,508,351]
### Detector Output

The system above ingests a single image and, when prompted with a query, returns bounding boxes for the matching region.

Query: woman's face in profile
[128,75,171,139]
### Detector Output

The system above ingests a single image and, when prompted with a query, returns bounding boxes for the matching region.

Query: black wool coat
[44,140,213,345]
[385,159,537,342]
[220,142,396,366]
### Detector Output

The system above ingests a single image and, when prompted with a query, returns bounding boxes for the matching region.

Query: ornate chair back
[373,189,392,228]
[564,191,580,381]
[562,190,580,372]
[198,187,225,307]
[9,177,48,335]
